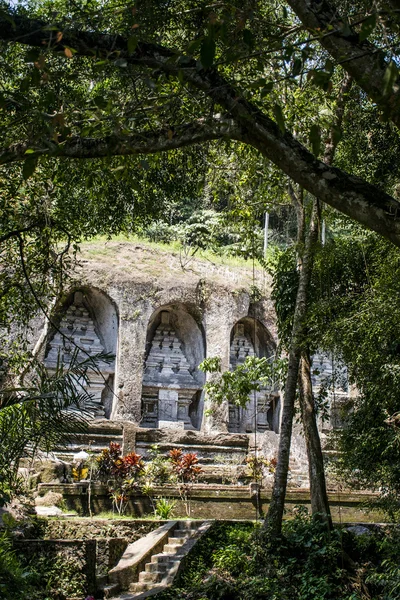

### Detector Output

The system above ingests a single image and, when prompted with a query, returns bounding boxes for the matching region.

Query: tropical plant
[169,449,202,517]
[200,355,286,409]
[0,527,31,600]
[245,455,277,485]
[97,442,144,515]
[154,497,176,519]
[0,351,112,506]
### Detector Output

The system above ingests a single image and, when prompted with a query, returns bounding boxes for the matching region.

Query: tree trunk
[296,73,351,530]
[264,200,320,537]
[298,349,333,529]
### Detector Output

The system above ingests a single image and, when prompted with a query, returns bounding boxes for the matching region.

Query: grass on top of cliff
[77,234,269,289]
[79,234,257,268]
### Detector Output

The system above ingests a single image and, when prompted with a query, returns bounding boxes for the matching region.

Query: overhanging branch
[0,121,238,164]
[2,7,400,246]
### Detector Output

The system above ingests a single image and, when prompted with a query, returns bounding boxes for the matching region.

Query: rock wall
[27,240,321,484]
[34,241,278,433]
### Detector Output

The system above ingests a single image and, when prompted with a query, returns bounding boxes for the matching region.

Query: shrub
[96,443,144,515]
[154,498,176,519]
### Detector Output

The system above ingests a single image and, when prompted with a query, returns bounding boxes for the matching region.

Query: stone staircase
[288,456,310,488]
[106,520,211,600]
[130,521,198,595]
[53,420,123,460]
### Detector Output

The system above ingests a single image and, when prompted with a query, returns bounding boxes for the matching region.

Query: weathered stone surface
[35,491,64,507]
[28,241,339,485]
[32,241,277,432]
[36,484,385,522]
[36,460,68,484]
[135,428,249,448]
[41,518,164,544]
[346,525,373,536]
[109,522,177,589]
[35,505,63,516]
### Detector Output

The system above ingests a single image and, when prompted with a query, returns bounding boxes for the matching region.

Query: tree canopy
[1,0,400,245]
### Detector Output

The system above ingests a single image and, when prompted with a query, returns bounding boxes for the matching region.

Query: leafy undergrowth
[0,521,86,600]
[158,511,400,600]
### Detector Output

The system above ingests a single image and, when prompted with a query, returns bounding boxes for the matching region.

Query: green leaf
[261,82,274,97]
[331,125,342,146]
[25,48,40,63]
[187,38,202,55]
[127,35,138,54]
[22,157,38,180]
[273,104,285,134]
[382,60,398,97]
[324,59,334,73]
[284,44,294,61]
[309,124,321,157]
[0,9,15,29]
[359,14,377,42]
[200,37,216,68]
[93,95,108,109]
[339,20,352,37]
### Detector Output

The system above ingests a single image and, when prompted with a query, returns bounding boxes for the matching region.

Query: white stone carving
[142,311,200,429]
[44,292,114,418]
[228,323,278,433]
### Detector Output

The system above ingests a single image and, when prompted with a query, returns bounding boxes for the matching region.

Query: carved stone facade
[141,311,202,429]
[33,242,355,487]
[311,351,350,429]
[44,291,115,418]
[228,323,280,434]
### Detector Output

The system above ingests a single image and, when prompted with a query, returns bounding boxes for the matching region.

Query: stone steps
[111,521,200,599]
[136,441,248,460]
[136,429,250,485]
[288,464,310,488]
[53,420,124,458]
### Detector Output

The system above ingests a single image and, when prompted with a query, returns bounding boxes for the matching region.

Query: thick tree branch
[0,121,238,163]
[0,222,42,244]
[286,0,400,127]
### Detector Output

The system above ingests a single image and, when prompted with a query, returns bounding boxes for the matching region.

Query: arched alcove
[141,304,205,430]
[43,287,118,419]
[228,317,280,434]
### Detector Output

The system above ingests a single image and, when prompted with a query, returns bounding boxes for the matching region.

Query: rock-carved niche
[43,289,118,419]
[141,307,205,430]
[228,318,280,434]
[311,351,349,429]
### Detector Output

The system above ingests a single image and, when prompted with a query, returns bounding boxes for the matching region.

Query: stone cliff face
[27,240,351,489]
[34,240,278,434]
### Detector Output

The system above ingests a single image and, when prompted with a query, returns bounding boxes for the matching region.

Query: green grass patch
[79,233,256,269]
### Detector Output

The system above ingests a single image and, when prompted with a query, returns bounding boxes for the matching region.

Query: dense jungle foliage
[2,515,400,600]
[157,516,400,600]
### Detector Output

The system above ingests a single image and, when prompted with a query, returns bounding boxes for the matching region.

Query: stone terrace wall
[13,538,97,597]
[40,517,162,544]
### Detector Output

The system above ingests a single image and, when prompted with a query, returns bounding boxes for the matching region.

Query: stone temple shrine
[32,241,350,483]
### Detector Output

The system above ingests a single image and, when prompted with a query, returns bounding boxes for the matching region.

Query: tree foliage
[1,0,400,245]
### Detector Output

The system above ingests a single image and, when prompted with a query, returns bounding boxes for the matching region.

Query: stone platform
[36,482,384,523]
